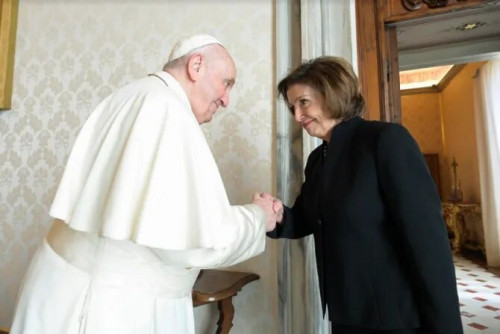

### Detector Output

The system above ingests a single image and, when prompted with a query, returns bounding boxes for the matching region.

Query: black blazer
[268,117,462,333]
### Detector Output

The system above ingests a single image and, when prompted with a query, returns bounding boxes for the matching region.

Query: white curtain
[474,59,500,267]
[300,0,357,163]
[276,1,357,333]
[275,1,303,334]
[275,1,357,333]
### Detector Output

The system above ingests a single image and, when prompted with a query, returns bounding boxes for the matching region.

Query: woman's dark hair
[277,56,365,119]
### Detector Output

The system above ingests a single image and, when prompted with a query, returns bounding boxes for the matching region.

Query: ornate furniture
[460,204,485,254]
[442,202,484,254]
[192,269,260,334]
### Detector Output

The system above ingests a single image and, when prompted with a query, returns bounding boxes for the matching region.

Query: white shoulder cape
[50,71,256,250]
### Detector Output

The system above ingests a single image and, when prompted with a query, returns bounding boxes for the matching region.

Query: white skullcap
[168,33,223,61]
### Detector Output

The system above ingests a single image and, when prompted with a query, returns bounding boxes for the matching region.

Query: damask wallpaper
[0,0,277,332]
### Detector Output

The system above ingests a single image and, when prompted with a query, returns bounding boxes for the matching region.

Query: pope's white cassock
[10,70,267,334]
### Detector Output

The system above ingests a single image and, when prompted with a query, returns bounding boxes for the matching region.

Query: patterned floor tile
[468,322,488,330]
[456,255,500,334]
[482,305,500,312]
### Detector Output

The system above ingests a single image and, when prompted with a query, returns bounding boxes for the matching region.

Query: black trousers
[331,324,422,334]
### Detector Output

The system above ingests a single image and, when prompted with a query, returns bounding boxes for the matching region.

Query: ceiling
[395,2,500,70]
[399,65,453,90]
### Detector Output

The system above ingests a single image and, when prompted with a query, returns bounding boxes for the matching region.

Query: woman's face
[286,83,338,142]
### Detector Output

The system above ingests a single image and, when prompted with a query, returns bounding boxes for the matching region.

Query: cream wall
[402,93,443,155]
[441,63,484,204]
[0,0,278,332]
[402,93,444,196]
[401,63,484,204]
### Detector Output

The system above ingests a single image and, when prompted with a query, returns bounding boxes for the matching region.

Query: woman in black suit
[267,57,462,333]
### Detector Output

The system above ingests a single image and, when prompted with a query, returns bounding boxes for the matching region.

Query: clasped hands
[252,192,284,232]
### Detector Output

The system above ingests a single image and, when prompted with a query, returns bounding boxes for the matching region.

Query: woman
[267,57,462,333]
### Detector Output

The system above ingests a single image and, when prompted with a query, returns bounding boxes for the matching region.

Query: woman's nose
[294,108,302,123]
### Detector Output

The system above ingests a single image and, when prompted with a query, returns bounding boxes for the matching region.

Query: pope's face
[286,83,338,142]
[192,49,236,124]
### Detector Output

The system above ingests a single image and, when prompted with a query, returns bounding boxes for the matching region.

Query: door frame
[355,0,498,122]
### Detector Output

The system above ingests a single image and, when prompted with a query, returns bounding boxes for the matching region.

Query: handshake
[252,192,284,232]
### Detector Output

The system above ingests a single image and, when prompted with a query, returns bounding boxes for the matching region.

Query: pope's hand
[252,192,277,232]
[258,192,284,224]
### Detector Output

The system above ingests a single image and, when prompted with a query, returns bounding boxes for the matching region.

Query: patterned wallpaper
[0,0,277,332]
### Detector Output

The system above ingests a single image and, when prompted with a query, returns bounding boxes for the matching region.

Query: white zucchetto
[168,33,222,61]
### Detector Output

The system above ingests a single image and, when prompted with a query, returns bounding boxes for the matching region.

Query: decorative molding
[424,0,451,8]
[402,0,424,10]
[0,0,19,110]
[402,0,453,11]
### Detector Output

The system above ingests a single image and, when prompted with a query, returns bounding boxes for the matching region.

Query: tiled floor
[455,255,500,333]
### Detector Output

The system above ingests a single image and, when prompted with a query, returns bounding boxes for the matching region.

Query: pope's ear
[186,54,203,81]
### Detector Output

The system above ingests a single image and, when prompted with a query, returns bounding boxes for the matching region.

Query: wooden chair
[192,269,259,334]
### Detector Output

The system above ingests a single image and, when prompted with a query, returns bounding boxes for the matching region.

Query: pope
[10,33,279,334]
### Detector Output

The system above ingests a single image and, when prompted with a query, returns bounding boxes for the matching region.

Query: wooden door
[355,0,497,122]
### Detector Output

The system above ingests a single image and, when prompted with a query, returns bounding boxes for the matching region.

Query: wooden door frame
[355,0,498,122]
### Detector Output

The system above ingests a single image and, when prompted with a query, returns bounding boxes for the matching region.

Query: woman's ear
[187,54,203,81]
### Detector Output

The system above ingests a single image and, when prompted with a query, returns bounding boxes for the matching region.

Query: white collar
[150,70,191,110]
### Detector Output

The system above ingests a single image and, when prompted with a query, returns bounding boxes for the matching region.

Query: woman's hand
[256,192,284,224]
